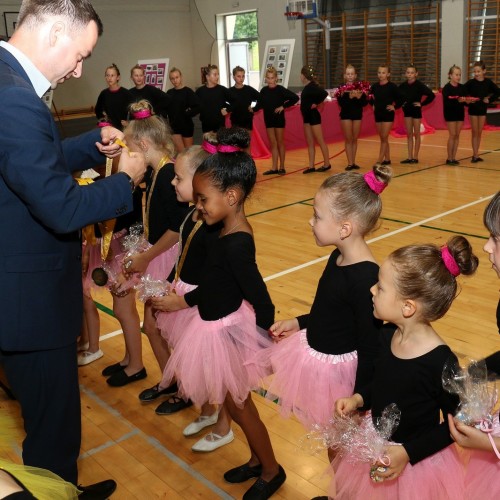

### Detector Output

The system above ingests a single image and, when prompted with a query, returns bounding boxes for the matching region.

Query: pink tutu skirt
[253,329,357,427]
[161,300,273,408]
[144,242,179,281]
[331,417,465,500]
[83,229,127,293]
[156,279,198,349]
[463,412,500,499]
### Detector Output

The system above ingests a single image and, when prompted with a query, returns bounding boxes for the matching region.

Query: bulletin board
[259,39,295,89]
[138,58,169,91]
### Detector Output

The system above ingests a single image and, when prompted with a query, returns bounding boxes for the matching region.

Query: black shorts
[264,112,285,129]
[402,105,422,119]
[171,121,194,138]
[444,109,465,122]
[468,101,487,116]
[374,109,395,123]
[230,116,253,130]
[339,109,363,121]
[302,108,322,126]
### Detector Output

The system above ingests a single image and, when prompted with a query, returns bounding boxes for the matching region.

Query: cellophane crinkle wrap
[442,357,498,428]
[299,403,401,463]
[120,223,150,257]
[135,274,168,302]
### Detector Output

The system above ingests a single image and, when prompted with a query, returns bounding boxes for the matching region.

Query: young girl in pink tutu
[152,135,234,452]
[255,164,392,461]
[448,191,500,500]
[332,235,479,500]
[159,126,286,498]
[104,100,190,393]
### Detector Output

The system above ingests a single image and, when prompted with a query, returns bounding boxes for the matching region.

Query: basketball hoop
[285,11,303,29]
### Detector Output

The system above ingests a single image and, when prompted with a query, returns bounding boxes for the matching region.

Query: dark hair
[232,66,245,76]
[195,127,255,203]
[301,65,317,83]
[406,64,418,72]
[125,100,175,159]
[484,191,500,238]
[378,64,391,73]
[18,0,103,36]
[319,164,392,236]
[202,64,218,76]
[390,236,479,322]
[473,60,486,71]
[105,63,120,76]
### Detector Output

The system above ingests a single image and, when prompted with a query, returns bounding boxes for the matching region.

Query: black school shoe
[101,362,127,377]
[263,169,279,175]
[381,160,391,165]
[303,167,316,174]
[316,165,331,172]
[224,463,263,483]
[106,367,147,387]
[138,382,178,403]
[78,479,117,499]
[242,465,286,499]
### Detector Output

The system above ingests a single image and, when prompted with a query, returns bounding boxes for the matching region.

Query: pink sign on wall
[138,58,170,91]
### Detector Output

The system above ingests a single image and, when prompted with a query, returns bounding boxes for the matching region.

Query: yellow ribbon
[76,178,97,246]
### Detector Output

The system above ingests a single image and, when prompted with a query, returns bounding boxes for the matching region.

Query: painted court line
[80,386,233,499]
[263,195,494,283]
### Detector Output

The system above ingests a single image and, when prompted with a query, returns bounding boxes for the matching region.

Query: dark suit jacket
[0,46,134,351]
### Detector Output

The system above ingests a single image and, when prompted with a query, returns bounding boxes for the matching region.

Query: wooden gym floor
[1,128,500,499]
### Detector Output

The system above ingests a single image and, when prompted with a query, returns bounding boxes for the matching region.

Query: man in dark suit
[0,1,146,497]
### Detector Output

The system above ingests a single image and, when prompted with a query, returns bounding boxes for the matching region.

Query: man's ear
[49,21,65,48]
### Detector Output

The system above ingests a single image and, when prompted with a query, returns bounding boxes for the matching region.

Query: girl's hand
[373,446,409,482]
[248,105,254,113]
[123,252,151,276]
[151,291,188,312]
[447,414,492,451]
[413,101,421,107]
[386,104,395,111]
[458,97,467,103]
[221,108,228,116]
[335,394,363,416]
[268,318,300,341]
[110,272,130,296]
[274,106,285,114]
[310,103,318,109]
[483,97,490,104]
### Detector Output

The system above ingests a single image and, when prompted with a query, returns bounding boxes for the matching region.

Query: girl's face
[105,68,119,88]
[172,155,195,203]
[206,69,219,86]
[193,172,230,225]
[344,67,357,83]
[377,67,390,82]
[266,72,277,87]
[309,190,343,247]
[169,71,182,89]
[405,67,417,82]
[473,65,486,81]
[131,69,145,87]
[484,234,500,278]
[449,68,461,85]
[370,259,402,322]
[233,71,245,87]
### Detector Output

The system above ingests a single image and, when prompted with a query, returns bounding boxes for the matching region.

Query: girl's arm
[448,414,500,454]
[420,82,435,106]
[282,86,300,108]
[186,87,200,117]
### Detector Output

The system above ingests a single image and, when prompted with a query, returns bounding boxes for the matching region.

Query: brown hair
[318,164,392,236]
[125,100,175,159]
[130,64,144,77]
[169,67,182,76]
[105,63,120,76]
[232,66,245,76]
[484,191,500,238]
[301,65,317,83]
[390,236,479,322]
[202,64,218,76]
[448,64,461,78]
[266,66,278,78]
[473,60,486,71]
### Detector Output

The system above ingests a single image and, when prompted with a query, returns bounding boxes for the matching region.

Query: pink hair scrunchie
[202,140,218,154]
[363,170,387,195]
[441,246,460,277]
[132,109,152,119]
[217,144,241,153]
[97,121,112,128]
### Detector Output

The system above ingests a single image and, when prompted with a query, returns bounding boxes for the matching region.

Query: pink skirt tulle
[161,300,273,408]
[82,229,127,293]
[155,279,198,349]
[331,422,465,499]
[253,329,357,427]
[144,242,179,281]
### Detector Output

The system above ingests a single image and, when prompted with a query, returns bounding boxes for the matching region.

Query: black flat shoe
[409,159,419,164]
[400,158,412,164]
[316,165,331,172]
[351,164,361,170]
[303,167,316,174]
[138,382,178,403]
[155,396,193,415]
[224,463,263,483]
[106,367,147,387]
[263,169,279,175]
[277,169,286,175]
[476,156,484,162]
[78,479,117,499]
[381,160,391,165]
[345,165,355,171]
[242,465,286,499]
[101,362,127,377]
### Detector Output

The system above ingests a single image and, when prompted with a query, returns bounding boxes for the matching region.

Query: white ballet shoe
[78,349,104,366]
[191,429,234,452]
[183,412,219,436]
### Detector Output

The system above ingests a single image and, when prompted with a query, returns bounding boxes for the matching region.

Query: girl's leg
[403,117,414,159]
[375,122,384,163]
[311,124,331,167]
[351,120,362,165]
[112,291,143,375]
[182,136,194,149]
[470,115,486,158]
[412,118,421,159]
[266,128,278,171]
[82,293,100,353]
[340,120,354,165]
[143,302,170,373]
[172,134,185,154]
[378,122,392,163]
[276,128,285,170]
[303,124,315,169]
[452,121,463,160]
[446,122,456,160]
[225,393,279,481]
